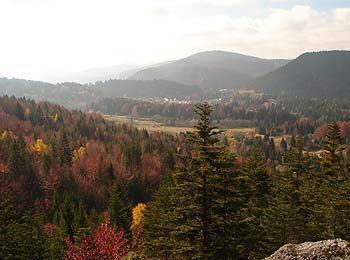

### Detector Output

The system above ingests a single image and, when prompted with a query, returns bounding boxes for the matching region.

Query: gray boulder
[265,239,350,260]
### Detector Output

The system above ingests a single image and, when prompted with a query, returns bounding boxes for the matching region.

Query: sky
[0,0,349,81]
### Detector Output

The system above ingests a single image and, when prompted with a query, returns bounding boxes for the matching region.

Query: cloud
[0,1,349,80]
[176,5,350,59]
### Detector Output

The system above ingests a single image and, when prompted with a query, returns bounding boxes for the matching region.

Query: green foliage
[109,179,132,237]
[237,148,271,259]
[318,123,350,240]
[144,103,238,260]
[0,200,50,260]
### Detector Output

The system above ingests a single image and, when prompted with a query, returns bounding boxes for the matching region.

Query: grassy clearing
[104,115,193,135]
[104,115,257,136]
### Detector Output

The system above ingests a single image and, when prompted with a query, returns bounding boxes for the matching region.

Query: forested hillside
[142,104,350,259]
[129,50,289,90]
[253,51,350,98]
[2,96,350,259]
[0,96,181,259]
[0,77,201,109]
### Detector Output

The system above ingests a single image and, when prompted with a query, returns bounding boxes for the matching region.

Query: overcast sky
[0,0,349,81]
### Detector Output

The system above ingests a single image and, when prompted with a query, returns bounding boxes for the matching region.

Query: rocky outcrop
[265,239,350,260]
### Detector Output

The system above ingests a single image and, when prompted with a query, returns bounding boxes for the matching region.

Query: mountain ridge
[129,50,290,90]
[252,50,350,98]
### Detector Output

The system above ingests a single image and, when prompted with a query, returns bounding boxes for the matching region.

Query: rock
[265,239,350,260]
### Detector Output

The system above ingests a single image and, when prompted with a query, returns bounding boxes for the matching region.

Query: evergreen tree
[7,136,29,179]
[290,135,297,148]
[109,179,132,238]
[58,128,72,166]
[143,176,175,259]
[237,148,270,259]
[143,103,238,260]
[0,200,50,260]
[280,138,287,154]
[319,123,350,239]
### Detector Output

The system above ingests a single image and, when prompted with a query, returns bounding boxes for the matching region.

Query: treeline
[141,104,350,259]
[0,77,201,110]
[87,95,350,137]
[0,96,182,259]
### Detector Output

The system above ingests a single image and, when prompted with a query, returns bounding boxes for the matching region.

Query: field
[104,115,256,137]
[104,115,194,135]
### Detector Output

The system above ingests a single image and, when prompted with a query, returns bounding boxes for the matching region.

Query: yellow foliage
[72,146,86,161]
[131,203,146,230]
[33,139,49,155]
[53,113,58,123]
[0,130,14,141]
[24,108,31,119]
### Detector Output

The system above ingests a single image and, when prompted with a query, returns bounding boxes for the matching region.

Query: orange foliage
[131,203,146,230]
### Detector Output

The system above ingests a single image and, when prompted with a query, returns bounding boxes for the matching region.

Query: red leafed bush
[65,218,140,260]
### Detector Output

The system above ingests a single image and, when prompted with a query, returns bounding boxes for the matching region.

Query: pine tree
[0,200,50,260]
[237,148,271,259]
[143,103,238,260]
[142,176,175,259]
[58,128,72,166]
[280,138,287,154]
[109,179,132,238]
[319,123,350,239]
[320,123,344,177]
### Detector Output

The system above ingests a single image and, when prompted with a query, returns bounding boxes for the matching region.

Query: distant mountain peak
[129,50,289,90]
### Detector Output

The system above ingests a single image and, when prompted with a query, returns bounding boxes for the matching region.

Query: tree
[320,123,344,177]
[0,200,50,260]
[109,179,132,237]
[59,128,72,166]
[131,203,146,232]
[237,148,271,259]
[143,103,238,260]
[280,138,287,154]
[319,123,350,240]
[65,218,137,260]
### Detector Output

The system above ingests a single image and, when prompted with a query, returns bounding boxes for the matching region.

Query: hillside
[46,64,139,83]
[253,50,350,98]
[45,61,173,83]
[129,50,289,90]
[0,95,182,258]
[0,77,201,109]
[90,79,201,99]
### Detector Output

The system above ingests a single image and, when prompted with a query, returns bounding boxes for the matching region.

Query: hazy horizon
[0,0,349,82]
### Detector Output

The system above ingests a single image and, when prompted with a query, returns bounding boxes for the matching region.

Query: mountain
[44,64,139,83]
[128,50,289,90]
[44,61,173,84]
[253,50,350,98]
[89,79,201,99]
[0,77,99,108]
[0,77,201,109]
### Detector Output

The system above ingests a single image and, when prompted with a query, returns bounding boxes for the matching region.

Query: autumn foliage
[65,218,140,260]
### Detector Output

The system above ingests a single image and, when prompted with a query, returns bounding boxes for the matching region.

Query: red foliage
[65,218,141,260]
[314,122,350,139]
[313,124,330,139]
[44,223,57,238]
[141,152,162,187]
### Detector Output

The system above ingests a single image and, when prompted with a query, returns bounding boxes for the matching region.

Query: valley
[2,49,350,260]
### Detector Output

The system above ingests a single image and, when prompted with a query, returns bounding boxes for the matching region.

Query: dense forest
[0,77,201,109]
[2,96,350,259]
[0,96,181,259]
[87,95,350,137]
[254,51,350,98]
